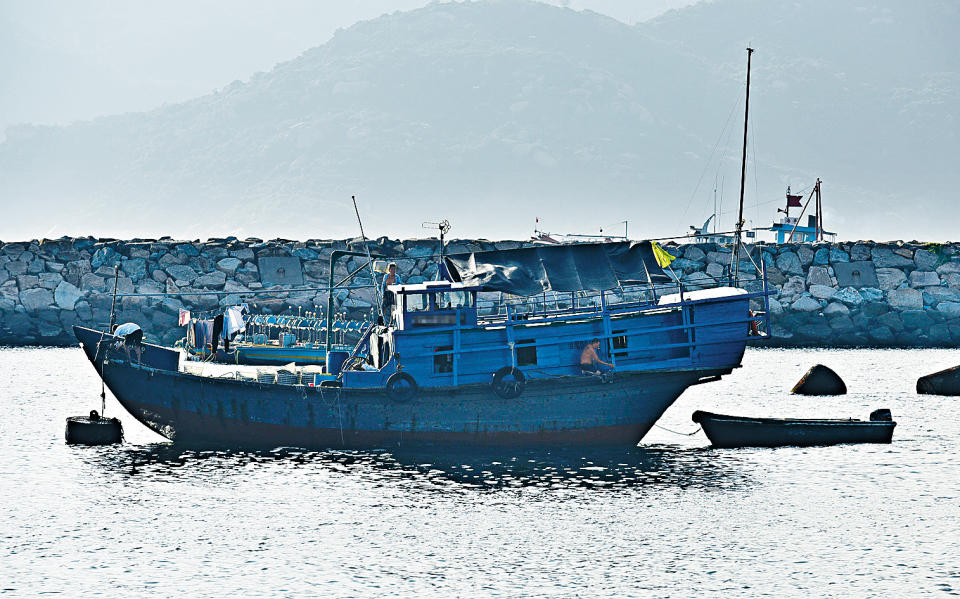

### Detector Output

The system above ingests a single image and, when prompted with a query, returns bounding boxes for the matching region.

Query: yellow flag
[651,242,676,268]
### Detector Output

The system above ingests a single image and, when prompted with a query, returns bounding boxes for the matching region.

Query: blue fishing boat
[74,240,773,448]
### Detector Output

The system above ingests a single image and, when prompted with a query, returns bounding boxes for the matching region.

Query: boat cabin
[389,281,479,330]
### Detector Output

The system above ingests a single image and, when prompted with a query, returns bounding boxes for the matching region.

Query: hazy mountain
[1,0,957,242]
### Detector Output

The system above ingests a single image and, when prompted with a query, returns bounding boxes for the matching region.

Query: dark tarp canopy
[443,241,670,296]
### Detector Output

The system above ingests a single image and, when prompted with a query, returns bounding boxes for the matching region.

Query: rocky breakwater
[0,236,509,347]
[663,240,960,347]
[1,237,959,348]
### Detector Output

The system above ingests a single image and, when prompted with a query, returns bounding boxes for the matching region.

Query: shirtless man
[579,338,614,375]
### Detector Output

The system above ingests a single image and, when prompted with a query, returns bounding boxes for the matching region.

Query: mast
[733,47,754,282]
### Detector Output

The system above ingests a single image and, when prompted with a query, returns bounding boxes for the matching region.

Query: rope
[654,424,702,436]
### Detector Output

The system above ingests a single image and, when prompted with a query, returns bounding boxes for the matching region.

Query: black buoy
[65,410,123,445]
[791,364,847,396]
[917,364,960,396]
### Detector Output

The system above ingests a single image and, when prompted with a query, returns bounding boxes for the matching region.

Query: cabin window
[407,293,431,312]
[436,290,474,309]
[611,330,628,358]
[516,338,537,366]
[433,345,453,374]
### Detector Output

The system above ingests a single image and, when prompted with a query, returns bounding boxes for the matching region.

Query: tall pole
[733,47,754,283]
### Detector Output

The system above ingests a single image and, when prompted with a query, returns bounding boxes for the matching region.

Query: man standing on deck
[580,338,614,376]
[380,262,402,323]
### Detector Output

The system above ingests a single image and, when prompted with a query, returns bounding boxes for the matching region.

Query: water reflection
[80,442,754,493]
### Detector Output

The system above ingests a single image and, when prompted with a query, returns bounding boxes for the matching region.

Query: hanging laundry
[224,306,246,340]
[178,309,191,326]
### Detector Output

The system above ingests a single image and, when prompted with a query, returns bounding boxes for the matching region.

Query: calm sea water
[1,346,958,598]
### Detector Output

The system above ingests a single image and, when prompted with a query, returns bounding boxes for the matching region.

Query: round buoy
[65,410,123,445]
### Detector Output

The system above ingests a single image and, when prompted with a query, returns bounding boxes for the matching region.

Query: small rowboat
[692,409,896,448]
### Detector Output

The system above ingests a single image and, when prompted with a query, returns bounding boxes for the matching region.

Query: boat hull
[692,410,896,448]
[95,357,726,449]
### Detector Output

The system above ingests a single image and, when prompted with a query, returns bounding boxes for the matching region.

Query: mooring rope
[654,424,702,436]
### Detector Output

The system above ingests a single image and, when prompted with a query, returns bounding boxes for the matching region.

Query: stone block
[888,288,923,311]
[4,261,28,276]
[797,246,814,266]
[17,275,39,290]
[54,281,84,310]
[705,262,725,278]
[216,257,242,275]
[928,323,952,344]
[859,287,883,302]
[683,246,706,262]
[909,270,939,288]
[876,311,904,332]
[806,265,832,287]
[833,262,879,288]
[776,251,803,275]
[779,275,806,300]
[937,302,960,319]
[869,325,895,343]
[195,271,227,289]
[122,258,148,281]
[158,253,183,268]
[876,268,907,290]
[20,287,54,312]
[871,248,914,268]
[828,314,855,332]
[862,301,887,317]
[39,272,63,290]
[823,302,849,316]
[901,310,934,330]
[767,297,783,315]
[849,244,871,261]
[165,265,198,284]
[914,249,938,271]
[833,287,864,307]
[706,251,731,265]
[683,272,715,290]
[809,284,836,300]
[792,296,822,312]
[936,261,960,276]
[923,286,960,305]
[829,247,849,263]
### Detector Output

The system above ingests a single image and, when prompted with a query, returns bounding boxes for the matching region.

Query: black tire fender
[386,371,418,403]
[491,366,525,399]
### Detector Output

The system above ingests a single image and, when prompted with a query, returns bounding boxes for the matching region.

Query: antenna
[422,219,452,274]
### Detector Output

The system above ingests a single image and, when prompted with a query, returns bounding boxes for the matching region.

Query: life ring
[491,366,525,399]
[748,310,760,336]
[385,371,417,403]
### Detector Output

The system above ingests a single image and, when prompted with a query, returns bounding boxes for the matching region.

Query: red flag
[787,194,803,208]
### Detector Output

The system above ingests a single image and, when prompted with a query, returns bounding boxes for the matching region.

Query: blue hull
[91,354,727,448]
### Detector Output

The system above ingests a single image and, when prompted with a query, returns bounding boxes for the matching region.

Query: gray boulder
[909,270,939,287]
[122,258,148,281]
[216,257,242,275]
[823,302,850,316]
[776,251,803,275]
[849,244,871,261]
[806,265,832,287]
[165,265,198,285]
[937,302,960,318]
[859,287,884,302]
[888,288,923,311]
[796,246,814,266]
[833,287,864,307]
[54,281,84,310]
[829,247,849,263]
[780,276,806,299]
[792,296,822,312]
[20,287,54,312]
[809,284,836,300]
[914,249,938,271]
[683,246,706,262]
[871,248,914,268]
[876,268,907,290]
[195,271,227,289]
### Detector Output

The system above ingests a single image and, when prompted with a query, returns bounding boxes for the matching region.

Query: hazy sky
[0,0,698,136]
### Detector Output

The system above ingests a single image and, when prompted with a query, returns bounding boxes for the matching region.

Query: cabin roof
[390,280,479,294]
